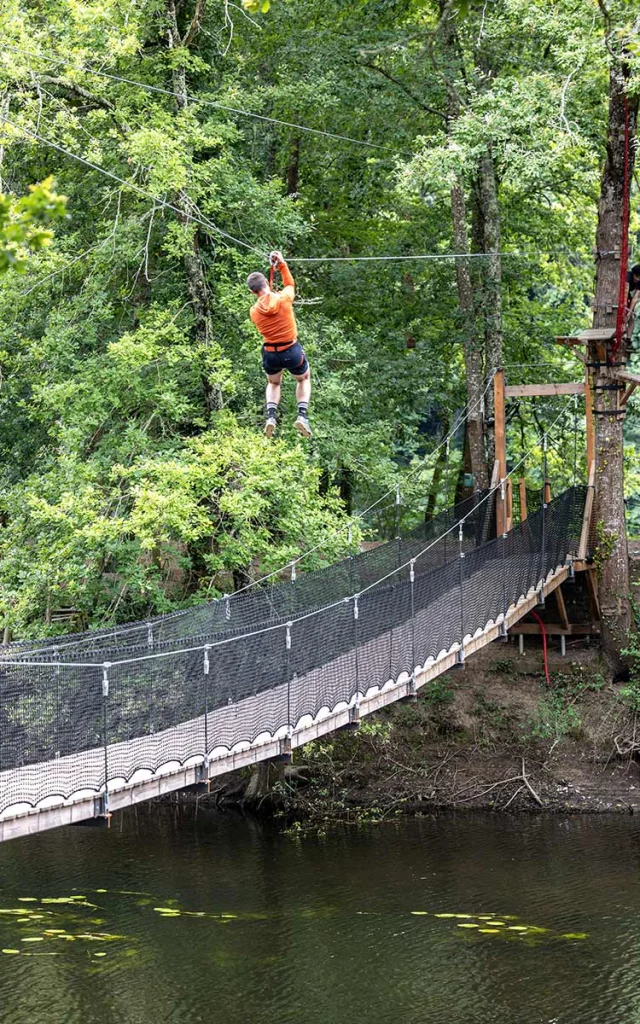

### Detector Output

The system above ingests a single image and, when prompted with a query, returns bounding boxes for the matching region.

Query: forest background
[0,0,638,640]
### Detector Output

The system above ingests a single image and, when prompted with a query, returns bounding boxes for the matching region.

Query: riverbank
[196,637,640,830]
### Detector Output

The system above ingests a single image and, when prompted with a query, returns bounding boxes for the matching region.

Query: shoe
[264,415,277,438]
[295,415,312,438]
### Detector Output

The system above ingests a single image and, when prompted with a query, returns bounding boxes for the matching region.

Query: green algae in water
[561,932,588,940]
[410,911,428,916]
[2,949,20,955]
[457,923,478,929]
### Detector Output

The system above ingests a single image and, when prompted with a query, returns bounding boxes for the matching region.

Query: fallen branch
[521,758,543,806]
[454,760,544,808]
[614,734,640,757]
[502,784,525,810]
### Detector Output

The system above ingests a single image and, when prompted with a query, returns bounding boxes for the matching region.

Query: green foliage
[0,419,353,634]
[0,0,635,639]
[593,520,617,579]
[620,602,640,710]
[359,719,392,742]
[422,679,455,708]
[550,665,606,696]
[526,691,581,741]
[0,178,66,273]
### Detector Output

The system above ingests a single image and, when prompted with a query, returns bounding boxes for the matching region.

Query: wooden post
[518,479,528,522]
[554,585,570,631]
[494,368,507,536]
[544,479,552,505]
[578,461,596,561]
[585,366,595,475]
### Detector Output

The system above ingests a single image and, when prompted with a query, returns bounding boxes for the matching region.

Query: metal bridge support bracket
[498,620,509,643]
[340,705,360,732]
[453,647,465,669]
[93,794,112,828]
[272,737,292,764]
[193,760,211,792]
[400,675,418,704]
[537,586,546,609]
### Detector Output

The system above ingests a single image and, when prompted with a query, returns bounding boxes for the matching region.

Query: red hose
[612,96,630,361]
[530,610,550,686]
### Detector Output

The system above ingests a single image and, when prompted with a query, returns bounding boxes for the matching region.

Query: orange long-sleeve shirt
[249,261,298,351]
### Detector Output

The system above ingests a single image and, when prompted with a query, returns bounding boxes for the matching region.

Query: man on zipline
[247,250,312,438]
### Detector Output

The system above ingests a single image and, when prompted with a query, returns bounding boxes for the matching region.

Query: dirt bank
[193,637,640,830]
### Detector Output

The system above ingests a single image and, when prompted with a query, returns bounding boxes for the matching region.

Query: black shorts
[261,341,309,377]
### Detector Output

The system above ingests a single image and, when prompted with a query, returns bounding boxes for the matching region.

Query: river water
[0,808,639,1023]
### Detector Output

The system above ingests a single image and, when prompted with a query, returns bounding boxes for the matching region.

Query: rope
[3,45,406,157]
[4,396,573,668]
[285,251,582,264]
[0,112,597,268]
[0,114,268,257]
[4,378,493,658]
[612,95,631,361]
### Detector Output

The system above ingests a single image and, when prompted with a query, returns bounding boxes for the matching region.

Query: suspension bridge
[0,372,595,843]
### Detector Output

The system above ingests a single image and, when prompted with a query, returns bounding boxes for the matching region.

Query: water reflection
[0,808,638,1024]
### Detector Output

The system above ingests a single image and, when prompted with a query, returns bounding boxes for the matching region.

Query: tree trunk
[435,5,489,492]
[244,759,285,803]
[589,65,638,676]
[337,467,353,515]
[424,435,448,521]
[0,91,9,192]
[287,136,300,197]
[476,148,503,467]
[451,180,487,491]
[167,0,222,414]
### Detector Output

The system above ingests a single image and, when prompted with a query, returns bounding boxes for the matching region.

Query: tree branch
[38,75,116,114]
[182,0,207,47]
[359,60,448,121]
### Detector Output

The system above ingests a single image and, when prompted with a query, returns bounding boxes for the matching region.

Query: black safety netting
[511,483,545,526]
[0,490,495,665]
[0,487,585,816]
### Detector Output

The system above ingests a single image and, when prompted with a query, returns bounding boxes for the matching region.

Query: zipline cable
[0,112,601,267]
[0,113,268,257]
[2,44,408,157]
